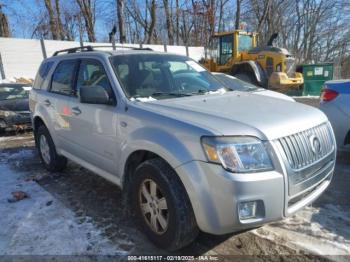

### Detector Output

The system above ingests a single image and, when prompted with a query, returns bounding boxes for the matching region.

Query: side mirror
[79,86,114,105]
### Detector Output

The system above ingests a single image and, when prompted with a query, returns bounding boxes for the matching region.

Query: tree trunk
[55,0,65,40]
[175,0,179,45]
[44,0,59,39]
[163,0,174,45]
[76,0,96,42]
[0,5,10,37]
[235,0,240,29]
[116,0,126,43]
[146,0,156,44]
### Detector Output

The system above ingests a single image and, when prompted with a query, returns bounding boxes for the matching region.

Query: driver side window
[76,60,114,99]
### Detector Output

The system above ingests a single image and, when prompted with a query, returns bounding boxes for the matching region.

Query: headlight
[0,110,13,117]
[201,136,273,173]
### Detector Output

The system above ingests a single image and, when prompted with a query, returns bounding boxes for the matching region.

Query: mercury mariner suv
[29,46,336,250]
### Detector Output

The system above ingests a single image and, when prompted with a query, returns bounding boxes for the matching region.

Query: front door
[66,58,120,175]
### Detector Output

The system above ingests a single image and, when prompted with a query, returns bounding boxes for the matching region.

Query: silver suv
[29,46,336,250]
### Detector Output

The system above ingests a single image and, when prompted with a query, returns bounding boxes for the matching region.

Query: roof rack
[52,45,153,56]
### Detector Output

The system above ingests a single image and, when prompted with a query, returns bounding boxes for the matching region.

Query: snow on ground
[1,134,349,257]
[254,205,350,256]
[0,148,127,255]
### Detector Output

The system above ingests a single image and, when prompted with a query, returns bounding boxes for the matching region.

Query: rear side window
[33,61,54,89]
[50,60,76,95]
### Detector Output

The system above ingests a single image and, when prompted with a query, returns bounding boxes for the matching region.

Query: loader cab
[209,31,256,66]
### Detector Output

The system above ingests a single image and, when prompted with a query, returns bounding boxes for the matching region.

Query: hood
[0,98,30,112]
[253,89,295,102]
[136,92,327,140]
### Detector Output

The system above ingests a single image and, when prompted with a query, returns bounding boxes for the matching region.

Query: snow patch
[0,150,129,255]
[255,205,350,255]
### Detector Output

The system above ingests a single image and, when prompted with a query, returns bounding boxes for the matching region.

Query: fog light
[239,201,257,220]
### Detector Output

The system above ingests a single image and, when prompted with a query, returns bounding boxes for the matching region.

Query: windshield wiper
[151,92,192,97]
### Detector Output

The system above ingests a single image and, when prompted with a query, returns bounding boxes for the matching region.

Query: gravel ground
[0,97,349,259]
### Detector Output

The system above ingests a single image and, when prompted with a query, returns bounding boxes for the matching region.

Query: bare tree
[54,0,65,40]
[126,0,157,44]
[235,0,241,29]
[175,0,180,45]
[44,0,59,39]
[116,0,126,43]
[163,0,174,44]
[0,4,10,37]
[75,0,96,42]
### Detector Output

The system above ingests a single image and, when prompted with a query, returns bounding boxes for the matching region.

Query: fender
[231,61,268,87]
[32,101,60,149]
[118,126,197,185]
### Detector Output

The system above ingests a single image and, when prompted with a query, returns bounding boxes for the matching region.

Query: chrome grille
[277,123,334,170]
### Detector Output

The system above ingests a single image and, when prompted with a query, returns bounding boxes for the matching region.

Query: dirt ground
[0,97,349,259]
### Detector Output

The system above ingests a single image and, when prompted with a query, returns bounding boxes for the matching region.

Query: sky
[2,0,111,41]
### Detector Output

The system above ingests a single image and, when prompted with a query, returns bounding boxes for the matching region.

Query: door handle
[72,106,82,115]
[44,99,51,106]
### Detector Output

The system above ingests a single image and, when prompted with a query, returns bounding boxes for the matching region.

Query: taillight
[320,88,338,102]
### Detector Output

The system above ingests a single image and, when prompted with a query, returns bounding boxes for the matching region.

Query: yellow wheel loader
[201,30,303,91]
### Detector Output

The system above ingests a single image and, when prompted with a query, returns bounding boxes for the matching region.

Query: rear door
[46,59,79,151]
[65,58,119,175]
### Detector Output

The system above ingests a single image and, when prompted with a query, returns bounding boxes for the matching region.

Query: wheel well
[122,150,162,190]
[33,117,45,141]
[33,117,45,131]
[344,130,350,145]
[232,63,256,77]
[231,62,268,87]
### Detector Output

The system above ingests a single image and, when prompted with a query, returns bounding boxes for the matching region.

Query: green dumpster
[300,63,334,96]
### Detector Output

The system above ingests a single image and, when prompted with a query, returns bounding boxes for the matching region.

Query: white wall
[0,37,205,80]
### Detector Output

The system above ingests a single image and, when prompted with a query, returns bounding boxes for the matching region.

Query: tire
[130,158,199,251]
[0,119,6,134]
[234,72,259,86]
[36,125,67,172]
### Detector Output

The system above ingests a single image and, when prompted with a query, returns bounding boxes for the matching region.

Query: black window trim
[74,58,117,104]
[33,61,55,90]
[49,59,79,97]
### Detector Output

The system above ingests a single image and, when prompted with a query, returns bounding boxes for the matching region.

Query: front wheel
[36,125,67,172]
[131,158,198,251]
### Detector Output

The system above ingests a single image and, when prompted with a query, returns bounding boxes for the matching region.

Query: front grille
[277,123,334,170]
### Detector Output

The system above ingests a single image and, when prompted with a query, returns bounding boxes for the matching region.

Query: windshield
[213,74,258,91]
[110,54,225,100]
[0,85,30,101]
[238,34,253,52]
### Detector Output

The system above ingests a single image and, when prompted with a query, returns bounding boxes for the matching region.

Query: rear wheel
[131,158,198,250]
[36,125,67,172]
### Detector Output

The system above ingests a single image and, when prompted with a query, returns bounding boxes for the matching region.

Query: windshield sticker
[185,61,206,72]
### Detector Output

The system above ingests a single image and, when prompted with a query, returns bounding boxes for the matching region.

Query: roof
[45,45,184,61]
[325,79,350,84]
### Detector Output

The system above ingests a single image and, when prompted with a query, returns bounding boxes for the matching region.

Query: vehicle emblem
[309,135,321,155]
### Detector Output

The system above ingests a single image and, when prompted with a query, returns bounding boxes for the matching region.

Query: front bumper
[269,72,304,91]
[175,148,335,235]
[0,112,32,131]
[175,161,285,234]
